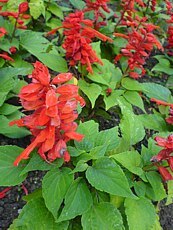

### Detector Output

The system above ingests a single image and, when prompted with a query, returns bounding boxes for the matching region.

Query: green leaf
[89,145,107,159]
[142,82,172,102]
[29,0,45,19]
[0,145,27,186]
[81,202,124,230]
[152,57,173,75]
[57,178,93,222]
[121,78,143,91]
[0,115,30,138]
[48,3,63,19]
[87,59,122,88]
[103,90,123,110]
[78,80,102,108]
[125,197,156,230]
[111,151,146,180]
[123,91,145,112]
[0,103,21,115]
[138,114,168,132]
[145,171,166,201]
[86,157,136,198]
[0,92,8,107]
[94,127,120,152]
[20,152,59,175]
[36,53,68,73]
[69,0,85,9]
[70,160,88,173]
[20,31,68,72]
[119,108,145,148]
[74,120,99,151]
[42,168,74,220]
[9,198,68,230]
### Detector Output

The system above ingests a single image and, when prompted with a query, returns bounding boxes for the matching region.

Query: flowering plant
[0,0,173,229]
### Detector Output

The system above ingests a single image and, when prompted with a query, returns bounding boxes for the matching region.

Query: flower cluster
[84,0,110,28]
[0,27,14,61]
[151,135,173,181]
[114,25,162,78]
[0,1,30,29]
[114,0,162,78]
[10,61,85,166]
[62,11,112,74]
[166,0,173,55]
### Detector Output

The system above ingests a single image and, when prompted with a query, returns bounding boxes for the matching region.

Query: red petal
[52,73,73,84]
[46,89,57,108]
[65,131,84,141]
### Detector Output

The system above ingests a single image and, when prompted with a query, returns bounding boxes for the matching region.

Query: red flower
[155,135,173,149]
[9,46,17,54]
[0,187,11,199]
[10,62,85,166]
[0,52,14,61]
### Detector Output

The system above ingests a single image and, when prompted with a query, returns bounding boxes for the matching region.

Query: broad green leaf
[123,91,145,112]
[111,151,145,180]
[103,90,123,110]
[145,171,166,201]
[74,120,99,151]
[125,197,156,230]
[81,202,124,230]
[0,103,21,115]
[133,181,146,197]
[70,160,88,174]
[69,0,85,9]
[48,3,63,19]
[119,108,145,148]
[121,77,143,91]
[78,80,102,108]
[87,59,122,88]
[20,152,59,175]
[29,0,45,19]
[36,53,68,72]
[142,82,172,102]
[89,145,107,159]
[42,168,74,220]
[0,145,27,186]
[94,127,120,152]
[0,115,30,138]
[9,198,68,230]
[138,114,168,132]
[0,67,31,80]
[166,76,173,89]
[152,57,173,75]
[86,157,136,198]
[0,92,8,107]
[57,178,92,222]
[20,31,68,72]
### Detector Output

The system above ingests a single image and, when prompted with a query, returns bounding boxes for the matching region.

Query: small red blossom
[0,52,14,61]
[9,46,17,54]
[10,61,85,166]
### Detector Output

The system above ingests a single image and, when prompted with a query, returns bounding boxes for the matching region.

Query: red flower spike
[151,149,173,162]
[10,61,84,165]
[155,135,173,149]
[18,2,29,14]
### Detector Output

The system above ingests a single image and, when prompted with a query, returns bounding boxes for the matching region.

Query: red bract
[155,135,173,149]
[18,2,28,14]
[10,61,85,166]
[0,27,7,37]
[0,52,14,61]
[62,11,112,74]
[0,187,11,199]
[9,46,17,54]
[157,166,173,181]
